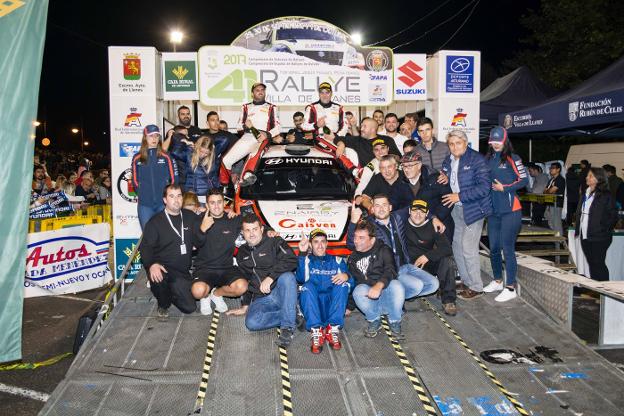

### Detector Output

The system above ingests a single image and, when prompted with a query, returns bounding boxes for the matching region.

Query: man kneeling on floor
[140,184,199,317]
[227,214,299,347]
[191,189,248,315]
[296,229,352,354]
[348,220,406,339]
[405,200,457,316]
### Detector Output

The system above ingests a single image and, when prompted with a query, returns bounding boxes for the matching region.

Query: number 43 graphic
[207,69,257,102]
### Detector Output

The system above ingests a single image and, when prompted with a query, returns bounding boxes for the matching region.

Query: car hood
[257,200,351,241]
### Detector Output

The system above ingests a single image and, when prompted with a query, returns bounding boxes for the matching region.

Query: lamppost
[71,127,85,152]
[170,30,183,52]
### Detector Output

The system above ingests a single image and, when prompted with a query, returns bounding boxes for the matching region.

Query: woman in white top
[574,168,618,281]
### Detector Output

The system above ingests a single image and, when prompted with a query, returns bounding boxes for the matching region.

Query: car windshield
[240,161,355,200]
[276,28,342,42]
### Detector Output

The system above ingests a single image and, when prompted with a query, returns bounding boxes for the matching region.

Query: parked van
[565,142,624,173]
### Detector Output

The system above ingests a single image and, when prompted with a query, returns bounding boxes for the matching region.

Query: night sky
[37,0,539,153]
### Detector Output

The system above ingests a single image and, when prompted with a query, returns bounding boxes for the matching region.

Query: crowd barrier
[28,204,113,235]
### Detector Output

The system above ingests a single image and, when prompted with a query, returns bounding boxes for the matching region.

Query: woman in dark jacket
[172,134,228,197]
[574,167,618,281]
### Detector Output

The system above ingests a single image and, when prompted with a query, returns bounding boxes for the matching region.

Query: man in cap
[302,82,349,139]
[405,200,457,315]
[296,229,352,354]
[220,82,281,185]
[353,138,390,200]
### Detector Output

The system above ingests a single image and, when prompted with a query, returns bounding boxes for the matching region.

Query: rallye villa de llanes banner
[198,17,393,106]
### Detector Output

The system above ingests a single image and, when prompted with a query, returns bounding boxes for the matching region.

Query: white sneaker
[483,280,504,293]
[495,288,517,302]
[210,288,228,313]
[199,297,213,315]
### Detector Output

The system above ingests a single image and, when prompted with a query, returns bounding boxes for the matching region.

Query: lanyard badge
[165,211,186,255]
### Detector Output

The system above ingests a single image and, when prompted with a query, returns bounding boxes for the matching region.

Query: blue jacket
[172,136,229,196]
[441,148,492,225]
[131,149,178,208]
[347,211,410,268]
[487,152,528,215]
[296,254,353,291]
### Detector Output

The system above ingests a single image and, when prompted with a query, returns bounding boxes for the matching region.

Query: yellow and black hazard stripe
[0,352,73,371]
[421,299,530,416]
[193,311,220,412]
[380,317,439,416]
[277,329,294,416]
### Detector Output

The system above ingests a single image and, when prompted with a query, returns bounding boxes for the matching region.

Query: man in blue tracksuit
[296,229,352,354]
[483,126,529,302]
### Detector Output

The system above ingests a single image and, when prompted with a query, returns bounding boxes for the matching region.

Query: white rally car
[260,26,365,69]
[235,143,356,255]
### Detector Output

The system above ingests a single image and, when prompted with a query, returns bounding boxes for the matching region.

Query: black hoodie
[347,240,397,288]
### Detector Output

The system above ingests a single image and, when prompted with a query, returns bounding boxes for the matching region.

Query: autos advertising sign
[199,17,393,106]
[24,223,112,297]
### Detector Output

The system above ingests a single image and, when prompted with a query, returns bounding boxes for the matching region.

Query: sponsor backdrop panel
[438,50,481,98]
[108,46,159,97]
[198,45,393,107]
[393,54,427,101]
[436,99,480,149]
[24,224,112,298]
[109,47,161,279]
[161,52,198,100]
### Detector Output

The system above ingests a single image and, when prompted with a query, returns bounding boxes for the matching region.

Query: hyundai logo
[264,158,284,165]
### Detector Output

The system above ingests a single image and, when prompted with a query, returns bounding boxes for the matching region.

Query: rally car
[260,24,365,69]
[235,141,356,255]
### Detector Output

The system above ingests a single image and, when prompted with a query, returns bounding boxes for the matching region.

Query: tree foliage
[507,0,624,89]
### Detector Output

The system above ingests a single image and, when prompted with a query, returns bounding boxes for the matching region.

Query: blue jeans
[300,281,350,330]
[398,264,440,299]
[245,272,297,331]
[138,203,164,230]
[488,210,522,286]
[352,280,405,323]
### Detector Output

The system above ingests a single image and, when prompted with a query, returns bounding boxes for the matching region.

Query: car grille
[296,50,343,65]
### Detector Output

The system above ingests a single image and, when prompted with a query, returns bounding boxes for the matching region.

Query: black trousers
[580,237,612,281]
[149,270,197,314]
[532,202,546,226]
[426,256,456,304]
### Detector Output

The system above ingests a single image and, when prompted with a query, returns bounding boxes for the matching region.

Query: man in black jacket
[228,214,299,347]
[405,200,457,316]
[348,220,406,339]
[191,189,248,315]
[140,184,200,317]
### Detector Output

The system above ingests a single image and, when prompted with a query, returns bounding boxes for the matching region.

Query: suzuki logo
[397,61,423,87]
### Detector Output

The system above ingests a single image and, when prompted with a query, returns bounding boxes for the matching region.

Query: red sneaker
[325,324,342,350]
[310,327,324,354]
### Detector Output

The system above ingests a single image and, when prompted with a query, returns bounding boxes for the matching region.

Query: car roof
[261,145,333,159]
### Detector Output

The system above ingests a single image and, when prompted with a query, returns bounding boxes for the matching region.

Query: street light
[83,141,89,147]
[71,128,79,134]
[33,121,41,127]
[170,30,183,52]
[351,32,362,46]
[71,127,85,151]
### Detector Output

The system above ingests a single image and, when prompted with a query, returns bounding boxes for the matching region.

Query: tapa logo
[119,143,140,157]
[451,108,468,127]
[117,168,138,203]
[124,108,142,128]
[568,101,579,122]
[449,57,471,73]
[397,60,423,87]
[123,53,141,80]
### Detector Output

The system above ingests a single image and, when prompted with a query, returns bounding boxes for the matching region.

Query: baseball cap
[143,124,160,136]
[401,151,422,164]
[488,126,508,144]
[318,82,332,92]
[251,82,266,91]
[309,228,327,240]
[372,138,387,148]
[410,199,429,213]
